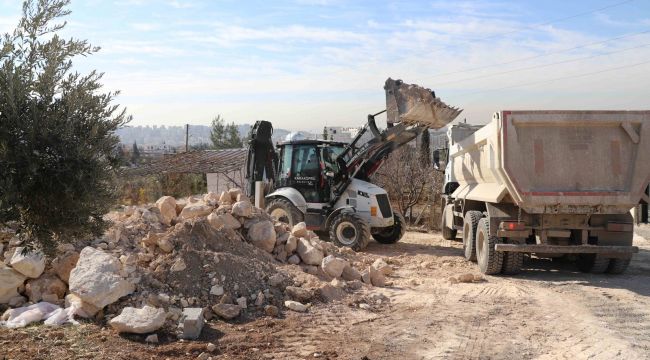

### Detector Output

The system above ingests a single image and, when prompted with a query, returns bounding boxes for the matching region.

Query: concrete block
[178,307,205,340]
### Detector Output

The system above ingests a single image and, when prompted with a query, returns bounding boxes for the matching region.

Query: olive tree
[0,0,129,253]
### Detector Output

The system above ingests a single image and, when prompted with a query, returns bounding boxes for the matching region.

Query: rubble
[247,221,276,252]
[0,266,27,303]
[25,274,67,302]
[297,238,324,265]
[211,304,240,320]
[10,247,46,278]
[0,189,384,337]
[180,204,212,220]
[68,247,135,309]
[155,196,177,225]
[321,255,348,278]
[372,258,393,276]
[178,307,205,340]
[109,306,166,334]
[284,300,308,312]
[145,334,159,343]
[50,251,79,284]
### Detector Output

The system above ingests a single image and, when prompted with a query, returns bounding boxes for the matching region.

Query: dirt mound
[111,219,284,315]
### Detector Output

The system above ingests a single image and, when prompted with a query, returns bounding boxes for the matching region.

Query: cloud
[131,23,160,31]
[168,1,195,9]
[208,24,370,45]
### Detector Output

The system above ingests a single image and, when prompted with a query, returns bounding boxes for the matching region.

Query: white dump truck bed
[450,110,650,214]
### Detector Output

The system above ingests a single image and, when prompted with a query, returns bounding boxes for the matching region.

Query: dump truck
[245,78,461,250]
[439,110,650,275]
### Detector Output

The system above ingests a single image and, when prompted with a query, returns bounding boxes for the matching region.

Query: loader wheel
[501,252,524,275]
[372,211,406,244]
[606,258,631,274]
[462,211,482,262]
[441,205,457,240]
[329,211,370,251]
[577,254,610,274]
[475,218,503,275]
[266,198,304,228]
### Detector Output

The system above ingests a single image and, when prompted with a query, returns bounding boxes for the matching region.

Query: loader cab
[276,140,347,203]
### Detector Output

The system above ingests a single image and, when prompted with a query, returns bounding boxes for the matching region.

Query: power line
[455,59,650,97]
[423,29,650,80]
[410,0,637,62]
[435,43,650,86]
[469,0,635,42]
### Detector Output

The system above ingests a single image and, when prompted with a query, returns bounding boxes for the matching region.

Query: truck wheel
[462,211,482,262]
[475,218,503,275]
[266,198,304,228]
[441,205,457,240]
[372,211,406,244]
[329,212,370,251]
[577,254,610,274]
[606,258,631,274]
[501,252,524,275]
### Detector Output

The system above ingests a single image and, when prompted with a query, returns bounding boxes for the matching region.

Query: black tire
[266,197,304,228]
[441,205,457,240]
[462,211,482,262]
[329,211,370,251]
[372,211,406,244]
[577,254,610,274]
[606,258,631,274]
[475,218,503,275]
[501,252,524,275]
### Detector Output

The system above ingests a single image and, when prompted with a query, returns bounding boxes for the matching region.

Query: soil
[2,228,650,360]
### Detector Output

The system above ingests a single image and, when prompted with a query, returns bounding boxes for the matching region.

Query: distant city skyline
[1,0,649,130]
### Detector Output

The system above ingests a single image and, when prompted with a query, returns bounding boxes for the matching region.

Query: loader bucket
[384,78,462,129]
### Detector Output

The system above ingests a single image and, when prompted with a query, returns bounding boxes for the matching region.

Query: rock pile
[0,188,390,338]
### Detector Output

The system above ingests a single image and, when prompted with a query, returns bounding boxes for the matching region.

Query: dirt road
[2,229,649,359]
[263,229,650,360]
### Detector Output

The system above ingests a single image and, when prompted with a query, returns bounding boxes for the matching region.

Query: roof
[125,148,247,176]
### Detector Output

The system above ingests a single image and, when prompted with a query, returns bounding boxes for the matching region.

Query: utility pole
[185,124,189,152]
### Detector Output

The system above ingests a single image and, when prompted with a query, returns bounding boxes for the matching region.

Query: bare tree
[372,146,432,224]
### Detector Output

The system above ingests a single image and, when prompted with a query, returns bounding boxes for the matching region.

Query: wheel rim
[336,221,357,245]
[270,208,290,225]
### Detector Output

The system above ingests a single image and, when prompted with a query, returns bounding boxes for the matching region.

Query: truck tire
[577,254,610,274]
[475,218,503,275]
[441,205,457,240]
[606,258,631,274]
[266,198,304,228]
[372,211,406,244]
[462,211,482,262]
[501,252,524,275]
[329,211,370,251]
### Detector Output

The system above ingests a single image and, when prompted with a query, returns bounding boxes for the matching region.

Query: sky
[1,0,649,131]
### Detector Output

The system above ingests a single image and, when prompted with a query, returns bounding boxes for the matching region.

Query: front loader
[245,78,462,250]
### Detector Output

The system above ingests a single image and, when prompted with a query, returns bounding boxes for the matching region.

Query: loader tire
[329,211,370,251]
[373,211,406,244]
[475,218,503,275]
[266,198,304,228]
[441,205,457,240]
[577,254,610,274]
[462,211,482,262]
[606,258,631,274]
[501,252,524,275]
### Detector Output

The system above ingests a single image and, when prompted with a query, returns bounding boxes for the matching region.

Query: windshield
[320,145,345,173]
